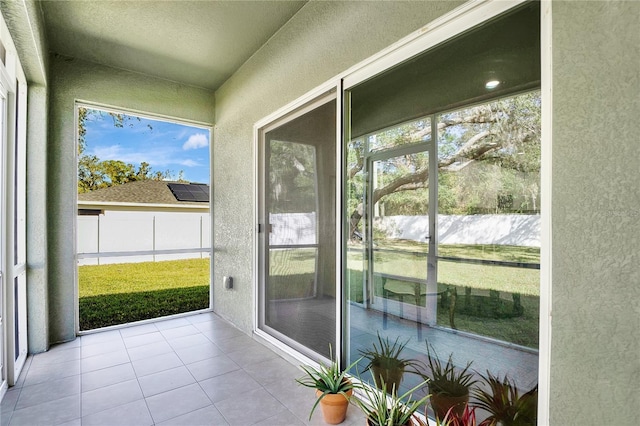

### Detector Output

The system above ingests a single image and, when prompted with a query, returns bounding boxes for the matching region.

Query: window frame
[253,85,343,366]
[73,101,215,334]
[0,12,29,392]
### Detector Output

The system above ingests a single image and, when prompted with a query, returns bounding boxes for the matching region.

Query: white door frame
[0,14,30,393]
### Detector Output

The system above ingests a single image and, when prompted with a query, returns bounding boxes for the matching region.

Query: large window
[344,2,540,423]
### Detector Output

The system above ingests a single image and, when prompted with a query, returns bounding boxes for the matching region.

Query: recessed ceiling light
[485,80,501,90]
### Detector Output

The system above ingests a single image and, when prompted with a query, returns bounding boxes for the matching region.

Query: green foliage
[380,187,429,216]
[453,290,524,320]
[352,373,430,426]
[434,290,539,348]
[424,343,476,397]
[78,258,210,329]
[436,92,541,215]
[473,372,537,426]
[268,140,317,213]
[345,90,542,234]
[295,348,362,420]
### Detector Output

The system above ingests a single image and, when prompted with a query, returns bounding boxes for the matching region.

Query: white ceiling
[39,0,307,91]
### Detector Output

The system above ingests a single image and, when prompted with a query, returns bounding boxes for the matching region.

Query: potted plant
[359,332,422,393]
[352,373,431,426]
[473,371,537,426]
[435,405,478,426]
[423,343,477,421]
[295,348,361,425]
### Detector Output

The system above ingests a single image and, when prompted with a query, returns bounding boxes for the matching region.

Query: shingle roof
[77,180,209,205]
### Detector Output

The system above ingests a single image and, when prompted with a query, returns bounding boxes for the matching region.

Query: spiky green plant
[359,332,422,391]
[473,371,537,426]
[295,347,362,420]
[424,343,476,397]
[352,373,431,426]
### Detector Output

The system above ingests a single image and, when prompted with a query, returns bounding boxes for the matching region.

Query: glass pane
[436,92,541,350]
[368,118,431,152]
[263,99,336,359]
[370,152,429,317]
[344,4,541,423]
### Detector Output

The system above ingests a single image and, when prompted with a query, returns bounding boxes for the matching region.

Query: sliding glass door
[343,2,541,421]
[255,2,541,423]
[258,92,337,360]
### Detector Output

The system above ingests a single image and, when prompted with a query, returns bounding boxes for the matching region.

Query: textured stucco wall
[48,55,214,344]
[213,0,463,332]
[0,0,48,85]
[27,85,49,353]
[551,1,640,424]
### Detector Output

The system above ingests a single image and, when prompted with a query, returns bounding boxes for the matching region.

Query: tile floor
[0,312,366,426]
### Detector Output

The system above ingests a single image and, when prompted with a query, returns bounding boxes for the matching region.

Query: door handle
[258,224,274,233]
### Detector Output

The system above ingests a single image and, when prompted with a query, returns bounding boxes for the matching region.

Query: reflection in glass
[369,151,430,324]
[436,93,541,347]
[368,118,431,153]
[343,3,540,423]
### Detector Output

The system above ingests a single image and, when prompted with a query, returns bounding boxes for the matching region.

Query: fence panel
[77,210,210,265]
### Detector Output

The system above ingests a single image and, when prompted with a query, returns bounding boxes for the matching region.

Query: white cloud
[180,159,200,167]
[92,145,124,160]
[91,145,175,166]
[182,133,209,150]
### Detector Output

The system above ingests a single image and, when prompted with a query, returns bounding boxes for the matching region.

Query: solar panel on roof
[193,193,208,202]
[167,183,210,203]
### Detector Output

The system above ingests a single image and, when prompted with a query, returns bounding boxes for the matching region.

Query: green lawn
[80,244,540,348]
[78,258,210,330]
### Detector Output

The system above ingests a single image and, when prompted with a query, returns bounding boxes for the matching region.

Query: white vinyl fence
[77,210,211,265]
[77,211,539,266]
[268,213,540,247]
[376,214,540,247]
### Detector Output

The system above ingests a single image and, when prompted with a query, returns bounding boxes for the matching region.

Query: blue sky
[84,109,210,184]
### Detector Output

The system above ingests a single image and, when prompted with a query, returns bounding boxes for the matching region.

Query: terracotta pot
[316,388,353,424]
[429,391,469,420]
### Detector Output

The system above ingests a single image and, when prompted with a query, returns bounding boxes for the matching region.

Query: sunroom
[0,1,637,425]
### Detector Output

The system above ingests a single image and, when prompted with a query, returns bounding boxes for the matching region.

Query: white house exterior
[77,180,210,265]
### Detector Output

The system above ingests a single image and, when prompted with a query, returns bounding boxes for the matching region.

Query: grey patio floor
[0,312,366,426]
[0,305,539,426]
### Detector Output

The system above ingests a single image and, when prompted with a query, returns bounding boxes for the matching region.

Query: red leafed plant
[437,405,477,426]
